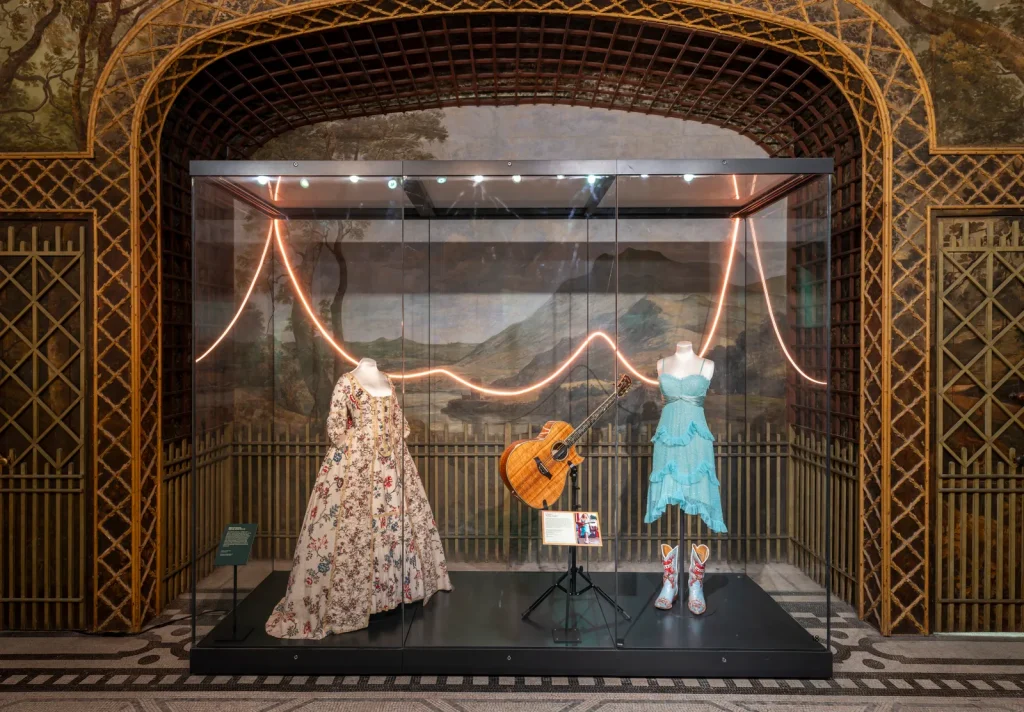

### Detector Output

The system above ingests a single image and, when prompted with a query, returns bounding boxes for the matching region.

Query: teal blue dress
[644,361,727,532]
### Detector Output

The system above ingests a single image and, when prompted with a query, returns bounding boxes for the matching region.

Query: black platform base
[191,570,831,678]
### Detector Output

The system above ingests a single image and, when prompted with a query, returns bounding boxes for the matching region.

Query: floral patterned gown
[265,372,452,639]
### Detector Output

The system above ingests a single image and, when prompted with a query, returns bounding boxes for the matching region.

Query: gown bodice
[659,372,711,408]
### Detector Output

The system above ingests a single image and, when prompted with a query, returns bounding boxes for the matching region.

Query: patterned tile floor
[2,564,1024,709]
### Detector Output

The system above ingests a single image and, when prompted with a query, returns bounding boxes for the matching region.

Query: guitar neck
[564,389,620,448]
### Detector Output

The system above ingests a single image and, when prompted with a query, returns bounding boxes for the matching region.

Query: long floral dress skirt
[265,373,452,639]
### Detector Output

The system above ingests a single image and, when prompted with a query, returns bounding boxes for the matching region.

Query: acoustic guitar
[498,375,633,509]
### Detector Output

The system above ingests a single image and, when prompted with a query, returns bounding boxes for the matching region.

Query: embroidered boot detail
[687,543,710,615]
[655,543,678,610]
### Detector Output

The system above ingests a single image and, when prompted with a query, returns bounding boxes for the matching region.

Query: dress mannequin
[265,357,451,640]
[656,341,715,381]
[350,358,392,397]
[649,340,723,615]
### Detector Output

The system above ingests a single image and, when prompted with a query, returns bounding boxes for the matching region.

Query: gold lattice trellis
[0,216,89,630]
[0,0,1023,633]
[934,213,1024,632]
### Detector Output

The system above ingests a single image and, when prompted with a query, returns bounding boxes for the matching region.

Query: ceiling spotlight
[299,178,310,189]
[587,175,598,185]
[512,174,522,183]
[640,174,649,179]
[349,175,360,183]
[472,175,485,185]
[683,174,695,183]
[557,174,565,180]
[387,178,398,190]
[436,176,447,184]
[256,176,269,185]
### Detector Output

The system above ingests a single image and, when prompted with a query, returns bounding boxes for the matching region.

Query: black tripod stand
[521,462,631,643]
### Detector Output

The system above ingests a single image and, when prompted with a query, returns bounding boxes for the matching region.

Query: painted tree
[880,0,1024,145]
[249,112,448,424]
[0,0,160,150]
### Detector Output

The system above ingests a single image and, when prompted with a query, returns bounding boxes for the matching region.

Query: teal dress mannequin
[644,346,727,533]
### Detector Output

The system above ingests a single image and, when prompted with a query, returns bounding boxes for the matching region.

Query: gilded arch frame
[126,0,902,635]
[3,0,1023,635]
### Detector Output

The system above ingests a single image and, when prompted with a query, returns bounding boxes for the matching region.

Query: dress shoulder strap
[698,358,706,377]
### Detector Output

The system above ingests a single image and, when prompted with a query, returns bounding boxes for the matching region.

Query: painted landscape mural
[193,107,803,445]
[873,0,1024,146]
[1,1,1024,151]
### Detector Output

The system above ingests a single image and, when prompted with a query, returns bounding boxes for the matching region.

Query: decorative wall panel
[0,216,89,630]
[0,0,1021,633]
[935,213,1024,632]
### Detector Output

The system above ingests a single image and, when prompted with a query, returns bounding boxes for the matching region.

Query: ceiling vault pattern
[164,16,853,161]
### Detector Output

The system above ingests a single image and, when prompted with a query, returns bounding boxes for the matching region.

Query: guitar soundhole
[551,441,569,462]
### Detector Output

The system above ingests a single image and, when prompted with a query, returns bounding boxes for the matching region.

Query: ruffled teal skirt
[644,407,727,532]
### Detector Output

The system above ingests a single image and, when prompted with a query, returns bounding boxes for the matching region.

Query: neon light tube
[197,216,812,394]
[195,221,275,363]
[698,218,740,357]
[273,220,356,363]
[747,218,827,386]
[272,220,657,393]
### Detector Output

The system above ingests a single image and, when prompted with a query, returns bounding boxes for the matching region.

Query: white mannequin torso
[657,341,715,381]
[350,358,392,397]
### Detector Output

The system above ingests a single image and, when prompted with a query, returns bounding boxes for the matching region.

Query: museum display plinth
[191,570,831,678]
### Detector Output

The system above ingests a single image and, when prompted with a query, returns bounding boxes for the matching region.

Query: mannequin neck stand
[658,341,714,380]
[351,358,392,397]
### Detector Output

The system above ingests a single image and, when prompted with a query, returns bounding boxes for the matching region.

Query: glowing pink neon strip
[270,220,658,393]
[698,218,740,358]
[195,221,275,363]
[195,212,822,390]
[747,218,827,386]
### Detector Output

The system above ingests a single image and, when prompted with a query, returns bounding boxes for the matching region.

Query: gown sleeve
[326,375,355,448]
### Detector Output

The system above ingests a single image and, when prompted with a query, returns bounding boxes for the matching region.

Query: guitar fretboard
[564,389,620,448]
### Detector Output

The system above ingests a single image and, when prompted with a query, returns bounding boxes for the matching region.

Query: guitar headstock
[616,374,633,397]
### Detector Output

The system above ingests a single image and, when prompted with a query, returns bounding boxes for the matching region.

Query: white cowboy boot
[687,543,710,615]
[655,543,678,610]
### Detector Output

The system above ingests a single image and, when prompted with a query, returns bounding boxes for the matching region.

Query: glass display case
[187,159,833,677]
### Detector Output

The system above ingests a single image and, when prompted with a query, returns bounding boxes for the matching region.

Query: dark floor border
[190,645,832,679]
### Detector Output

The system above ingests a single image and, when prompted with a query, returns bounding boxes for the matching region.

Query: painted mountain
[253,241,791,433]
[414,246,789,429]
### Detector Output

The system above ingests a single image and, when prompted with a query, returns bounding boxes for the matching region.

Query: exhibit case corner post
[187,159,834,678]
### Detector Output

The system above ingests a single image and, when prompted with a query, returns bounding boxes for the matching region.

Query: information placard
[541,511,602,547]
[214,523,258,566]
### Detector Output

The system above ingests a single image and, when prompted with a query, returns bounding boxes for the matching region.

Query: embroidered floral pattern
[265,373,452,640]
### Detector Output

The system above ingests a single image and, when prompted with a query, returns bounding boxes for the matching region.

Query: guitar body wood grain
[499,421,582,510]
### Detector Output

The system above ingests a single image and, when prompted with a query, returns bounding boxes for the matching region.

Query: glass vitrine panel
[189,159,833,677]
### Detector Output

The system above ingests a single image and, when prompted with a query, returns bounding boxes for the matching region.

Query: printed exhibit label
[541,511,602,547]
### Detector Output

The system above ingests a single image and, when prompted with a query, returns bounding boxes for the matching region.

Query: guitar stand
[521,462,631,644]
